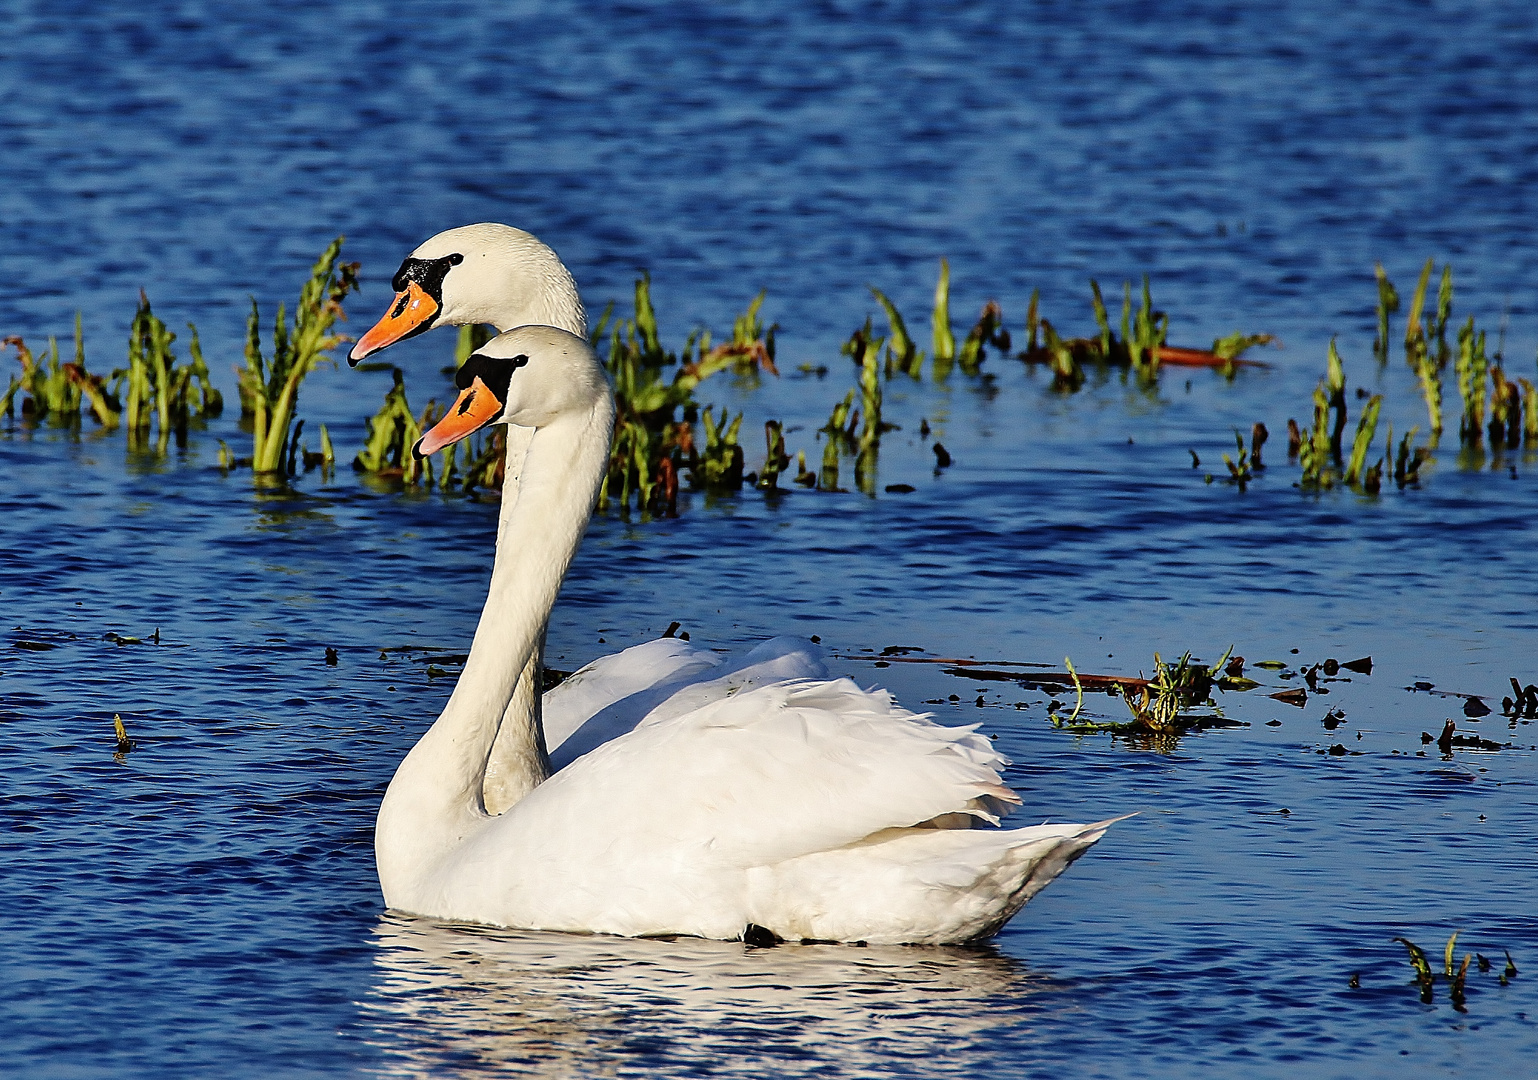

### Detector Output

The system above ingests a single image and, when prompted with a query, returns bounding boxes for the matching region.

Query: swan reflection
[365,913,1055,1077]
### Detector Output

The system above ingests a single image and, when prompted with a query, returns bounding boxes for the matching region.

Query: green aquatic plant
[3,319,121,426]
[1040,319,1083,391]
[1124,277,1167,375]
[1397,259,1446,439]
[1344,394,1383,490]
[1050,647,1238,743]
[869,287,923,377]
[1372,262,1400,365]
[237,237,360,474]
[957,300,1009,376]
[757,420,790,490]
[1455,316,1489,445]
[696,406,744,491]
[119,296,223,446]
[931,258,955,378]
[1222,430,1252,490]
[594,274,769,510]
[1391,932,1515,1011]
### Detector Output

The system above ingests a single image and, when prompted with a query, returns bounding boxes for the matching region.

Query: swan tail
[746,816,1128,945]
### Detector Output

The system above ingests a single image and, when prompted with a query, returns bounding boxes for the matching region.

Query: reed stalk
[1345,394,1382,485]
[1455,316,1488,445]
[1372,262,1399,365]
[931,258,955,378]
[870,287,923,377]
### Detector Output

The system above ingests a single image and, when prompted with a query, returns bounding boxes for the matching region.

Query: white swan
[349,222,587,813]
[378,324,1119,944]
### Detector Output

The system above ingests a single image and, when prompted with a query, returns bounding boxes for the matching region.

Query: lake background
[3,2,1538,1077]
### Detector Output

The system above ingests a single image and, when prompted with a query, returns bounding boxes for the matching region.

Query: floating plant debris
[112,713,134,756]
[1390,933,1516,1010]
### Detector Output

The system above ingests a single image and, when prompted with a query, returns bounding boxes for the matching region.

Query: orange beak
[413,377,504,458]
[350,281,439,363]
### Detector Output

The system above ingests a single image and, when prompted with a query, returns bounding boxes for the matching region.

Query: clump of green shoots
[592,273,772,511]
[957,300,1010,376]
[1222,430,1253,489]
[1296,340,1349,488]
[353,369,437,486]
[1050,647,1239,745]
[118,294,223,448]
[1023,276,1271,390]
[697,407,744,491]
[818,389,858,490]
[236,237,359,474]
[3,316,121,426]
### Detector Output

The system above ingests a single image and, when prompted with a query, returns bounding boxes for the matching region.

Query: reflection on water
[366,914,1047,1078]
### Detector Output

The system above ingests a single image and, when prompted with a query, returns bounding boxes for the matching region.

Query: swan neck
[376,400,610,901]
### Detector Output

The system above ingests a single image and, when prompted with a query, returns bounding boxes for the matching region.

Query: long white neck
[375,398,612,907]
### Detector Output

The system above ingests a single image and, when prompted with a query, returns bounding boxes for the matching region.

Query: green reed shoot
[1041,319,1083,390]
[1222,430,1252,490]
[757,420,790,490]
[1488,366,1523,447]
[238,237,359,474]
[1024,289,1040,353]
[870,287,923,377]
[857,326,883,452]
[1298,381,1333,488]
[1455,316,1489,444]
[1433,265,1454,365]
[957,300,1009,376]
[1404,258,1434,352]
[1345,394,1382,486]
[354,369,413,474]
[698,407,744,490]
[931,258,955,378]
[1325,339,1348,461]
[1372,262,1399,365]
[1090,281,1113,358]
[3,318,121,426]
[819,389,858,490]
[1392,426,1426,486]
[1126,277,1168,375]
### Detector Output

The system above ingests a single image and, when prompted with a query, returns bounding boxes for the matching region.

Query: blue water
[4,2,1538,1076]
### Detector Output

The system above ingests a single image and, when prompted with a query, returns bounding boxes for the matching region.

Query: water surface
[3,2,1538,1076]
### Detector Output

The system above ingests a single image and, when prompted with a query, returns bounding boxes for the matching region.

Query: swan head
[412,325,611,459]
[349,224,586,365]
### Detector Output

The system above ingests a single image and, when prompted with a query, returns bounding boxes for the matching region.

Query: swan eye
[456,351,518,402]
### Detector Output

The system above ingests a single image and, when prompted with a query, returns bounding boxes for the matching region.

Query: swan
[377,323,1120,944]
[349,222,587,813]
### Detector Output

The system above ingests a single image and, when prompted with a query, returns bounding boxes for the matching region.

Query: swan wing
[545,635,828,769]
[527,676,1015,870]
